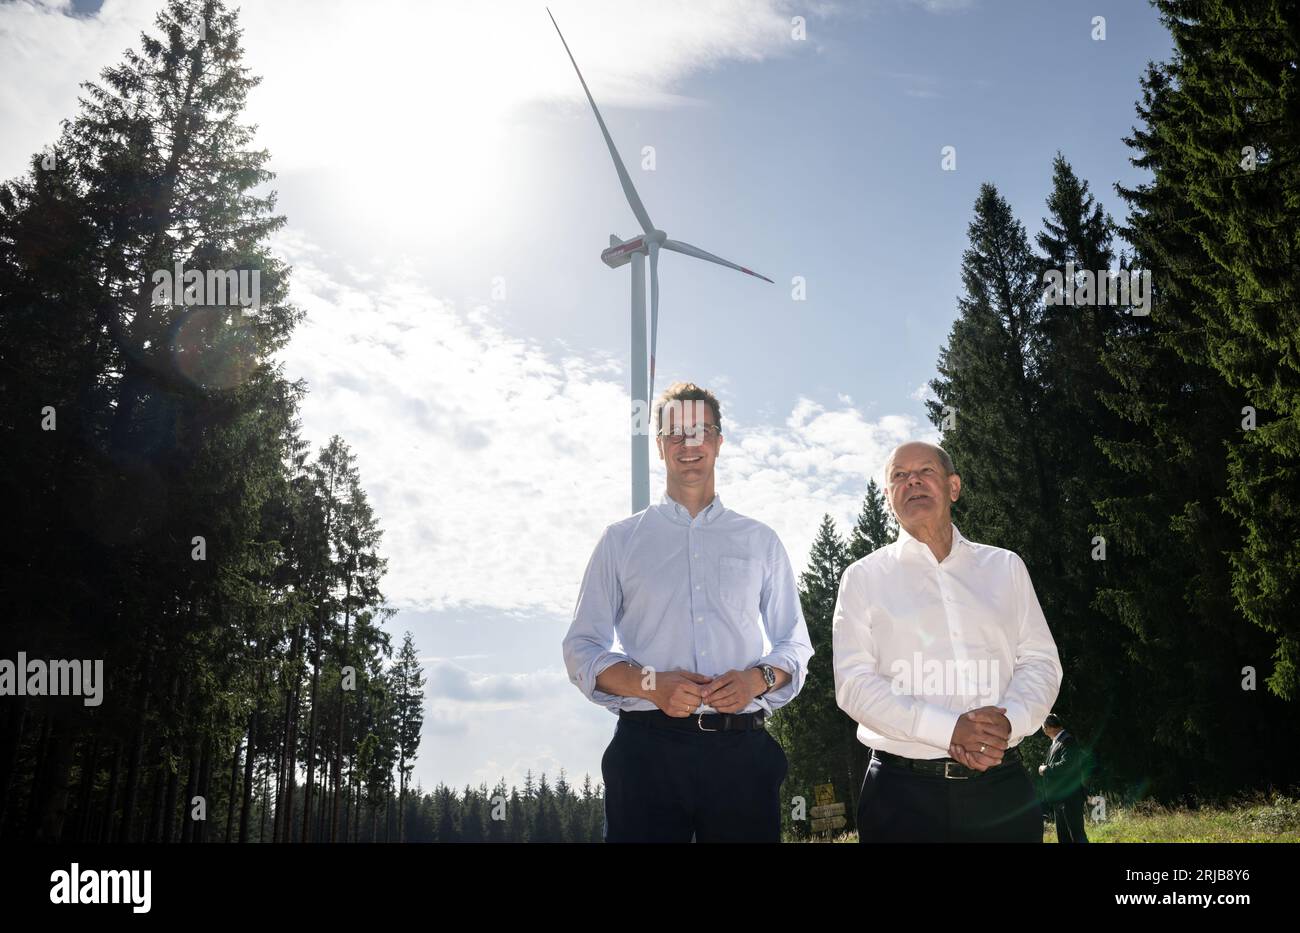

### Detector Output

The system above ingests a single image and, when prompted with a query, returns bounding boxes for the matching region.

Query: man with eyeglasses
[833,441,1062,842]
[563,381,813,842]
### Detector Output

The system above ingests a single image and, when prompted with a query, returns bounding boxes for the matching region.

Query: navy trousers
[856,753,1043,843]
[601,715,788,842]
[1053,791,1090,843]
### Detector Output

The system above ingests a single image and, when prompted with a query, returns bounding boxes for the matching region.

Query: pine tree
[434,784,458,844]
[0,0,369,843]
[531,774,560,842]
[486,779,508,843]
[927,184,1057,585]
[1030,155,1135,727]
[770,515,850,839]
[460,785,485,843]
[506,788,526,843]
[1137,0,1300,700]
[1093,14,1300,795]
[847,480,896,562]
[392,632,425,842]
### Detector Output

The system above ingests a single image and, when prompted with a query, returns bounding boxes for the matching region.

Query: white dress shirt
[832,522,1061,759]
[563,491,814,714]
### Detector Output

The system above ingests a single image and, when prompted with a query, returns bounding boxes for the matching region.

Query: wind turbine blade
[649,240,660,404]
[547,9,655,236]
[663,239,774,284]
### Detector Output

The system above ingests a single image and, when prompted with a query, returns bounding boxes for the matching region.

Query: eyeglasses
[658,424,722,445]
[889,467,942,484]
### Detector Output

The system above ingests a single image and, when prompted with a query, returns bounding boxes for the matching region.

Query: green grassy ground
[1044,793,1300,843]
[797,793,1300,842]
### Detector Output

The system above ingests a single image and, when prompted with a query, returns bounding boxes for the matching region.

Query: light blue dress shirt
[563,490,814,714]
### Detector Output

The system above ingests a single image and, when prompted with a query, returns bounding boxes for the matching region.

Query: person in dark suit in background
[1038,713,1089,843]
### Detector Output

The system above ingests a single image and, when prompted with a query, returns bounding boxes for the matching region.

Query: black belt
[872,745,1021,780]
[618,708,766,733]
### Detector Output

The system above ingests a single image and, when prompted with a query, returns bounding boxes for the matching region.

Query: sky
[1,0,1174,793]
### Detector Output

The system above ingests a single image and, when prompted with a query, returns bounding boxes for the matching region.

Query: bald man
[832,441,1062,842]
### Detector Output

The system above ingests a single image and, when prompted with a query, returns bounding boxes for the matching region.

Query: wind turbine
[547,9,773,514]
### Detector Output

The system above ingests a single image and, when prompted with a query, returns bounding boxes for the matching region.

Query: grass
[790,792,1300,842]
[1046,792,1300,843]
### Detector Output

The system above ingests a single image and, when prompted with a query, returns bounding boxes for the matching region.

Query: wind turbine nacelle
[601,234,647,269]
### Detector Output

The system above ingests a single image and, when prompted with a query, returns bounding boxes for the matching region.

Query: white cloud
[2,0,942,795]
[0,0,817,244]
[425,660,567,705]
[275,236,929,796]
[906,0,975,11]
[274,232,932,618]
[910,379,938,403]
[716,397,931,568]
[0,0,163,174]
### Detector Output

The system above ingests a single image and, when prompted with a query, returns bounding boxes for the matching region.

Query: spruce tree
[393,632,425,842]
[1031,156,1134,728]
[1140,0,1300,700]
[847,480,897,562]
[770,514,850,838]
[927,183,1057,584]
[1096,21,1300,795]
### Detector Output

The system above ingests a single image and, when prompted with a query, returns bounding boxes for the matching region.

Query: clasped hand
[947,706,1012,772]
[650,669,762,716]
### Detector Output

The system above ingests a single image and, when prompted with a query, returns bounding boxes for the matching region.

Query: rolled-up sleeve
[832,563,962,751]
[562,526,638,712]
[754,530,814,713]
[998,554,1063,743]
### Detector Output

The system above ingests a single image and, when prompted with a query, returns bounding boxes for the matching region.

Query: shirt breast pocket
[718,556,760,615]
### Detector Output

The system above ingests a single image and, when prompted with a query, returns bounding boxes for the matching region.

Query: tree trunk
[278,620,305,843]
[73,736,99,843]
[147,742,169,843]
[331,593,352,841]
[118,656,154,843]
[301,611,323,843]
[259,763,269,843]
[226,734,242,843]
[195,735,212,843]
[100,742,121,843]
[24,713,52,841]
[317,764,329,842]
[34,722,76,843]
[0,698,27,834]
[117,729,141,843]
[179,743,198,843]
[240,709,258,843]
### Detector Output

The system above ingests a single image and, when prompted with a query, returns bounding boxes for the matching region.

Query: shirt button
[695,584,700,590]
[696,616,703,623]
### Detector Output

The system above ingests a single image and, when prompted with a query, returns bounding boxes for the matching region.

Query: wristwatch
[756,664,776,695]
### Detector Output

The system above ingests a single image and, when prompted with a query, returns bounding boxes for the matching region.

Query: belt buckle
[697,712,718,732]
[943,760,969,780]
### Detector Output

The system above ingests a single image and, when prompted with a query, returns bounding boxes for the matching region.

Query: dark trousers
[601,714,788,842]
[856,754,1042,842]
[1053,791,1090,843]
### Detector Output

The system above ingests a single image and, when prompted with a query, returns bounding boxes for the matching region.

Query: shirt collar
[895,521,967,558]
[659,490,724,525]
